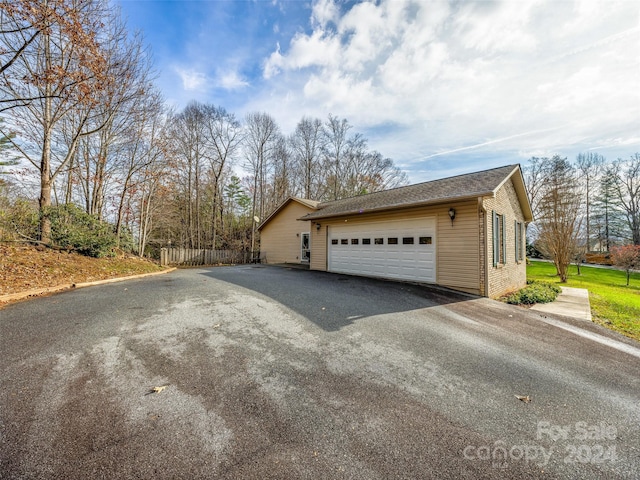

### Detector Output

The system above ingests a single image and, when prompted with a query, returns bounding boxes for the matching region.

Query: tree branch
[0,29,39,75]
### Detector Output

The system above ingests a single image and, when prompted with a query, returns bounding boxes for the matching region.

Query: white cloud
[217,70,249,90]
[255,0,639,179]
[453,0,540,54]
[264,29,343,77]
[173,64,249,96]
[311,0,340,28]
[174,67,208,91]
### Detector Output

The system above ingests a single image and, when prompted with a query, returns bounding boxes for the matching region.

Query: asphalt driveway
[1,265,639,479]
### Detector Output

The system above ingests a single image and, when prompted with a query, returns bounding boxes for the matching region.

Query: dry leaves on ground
[0,244,164,296]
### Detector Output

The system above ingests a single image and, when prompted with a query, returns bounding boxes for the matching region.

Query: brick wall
[484,178,527,298]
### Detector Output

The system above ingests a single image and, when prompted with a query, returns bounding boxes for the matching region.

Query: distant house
[258,165,533,298]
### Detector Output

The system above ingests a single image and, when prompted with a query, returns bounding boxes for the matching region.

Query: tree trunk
[559,270,568,283]
[211,180,219,249]
[39,25,53,244]
[114,173,133,246]
[91,141,109,218]
[39,163,52,244]
[65,152,75,204]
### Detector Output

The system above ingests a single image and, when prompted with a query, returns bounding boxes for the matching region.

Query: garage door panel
[328,218,436,283]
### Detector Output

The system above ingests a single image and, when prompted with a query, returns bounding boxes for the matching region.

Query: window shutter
[502,214,507,264]
[492,211,498,267]
[515,220,519,262]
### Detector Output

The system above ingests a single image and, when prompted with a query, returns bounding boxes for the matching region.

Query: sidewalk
[530,286,592,321]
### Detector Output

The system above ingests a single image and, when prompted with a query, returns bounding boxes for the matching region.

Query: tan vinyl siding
[310,223,327,271]
[483,178,527,298]
[310,202,481,295]
[436,200,480,294]
[259,201,313,264]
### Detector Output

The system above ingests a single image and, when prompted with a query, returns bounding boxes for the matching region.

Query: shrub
[610,245,640,286]
[117,225,135,253]
[0,197,39,241]
[44,204,119,258]
[504,281,561,305]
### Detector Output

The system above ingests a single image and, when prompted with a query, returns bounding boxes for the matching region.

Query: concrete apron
[530,286,592,321]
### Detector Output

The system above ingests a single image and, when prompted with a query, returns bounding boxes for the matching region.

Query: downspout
[478,196,489,297]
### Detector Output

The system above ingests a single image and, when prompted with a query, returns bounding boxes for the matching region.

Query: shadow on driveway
[199,265,473,332]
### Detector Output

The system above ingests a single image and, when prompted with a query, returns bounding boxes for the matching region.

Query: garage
[328,217,436,283]
[260,165,533,297]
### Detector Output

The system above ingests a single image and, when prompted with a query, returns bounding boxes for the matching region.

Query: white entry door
[328,217,436,283]
[301,232,310,263]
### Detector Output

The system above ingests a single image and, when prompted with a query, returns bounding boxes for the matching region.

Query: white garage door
[328,217,436,283]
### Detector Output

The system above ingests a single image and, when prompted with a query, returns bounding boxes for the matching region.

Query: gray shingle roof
[300,164,522,220]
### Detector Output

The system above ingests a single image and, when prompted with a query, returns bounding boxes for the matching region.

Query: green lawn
[527,260,640,341]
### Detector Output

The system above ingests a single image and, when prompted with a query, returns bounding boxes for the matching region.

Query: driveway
[1,265,638,479]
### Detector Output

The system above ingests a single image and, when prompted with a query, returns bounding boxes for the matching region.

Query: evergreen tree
[223,176,251,249]
[592,168,627,250]
[0,119,18,174]
[576,152,604,251]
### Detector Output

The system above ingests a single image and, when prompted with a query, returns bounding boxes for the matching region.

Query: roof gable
[300,165,532,221]
[257,197,320,231]
[503,166,533,222]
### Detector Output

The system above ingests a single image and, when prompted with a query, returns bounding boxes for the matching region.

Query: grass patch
[528,260,640,341]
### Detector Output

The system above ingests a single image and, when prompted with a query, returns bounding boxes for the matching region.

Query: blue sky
[117,0,640,183]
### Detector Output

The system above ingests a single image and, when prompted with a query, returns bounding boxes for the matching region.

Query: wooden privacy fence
[160,248,251,266]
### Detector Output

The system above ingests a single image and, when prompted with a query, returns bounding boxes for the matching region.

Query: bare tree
[113,92,168,246]
[203,105,242,249]
[322,114,352,201]
[131,142,169,256]
[164,102,244,250]
[611,154,640,245]
[319,114,407,201]
[243,111,279,253]
[289,116,324,199]
[0,0,117,243]
[523,157,547,219]
[536,156,582,282]
[170,102,210,248]
[342,147,407,196]
[270,134,292,208]
[0,0,106,112]
[79,24,154,219]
